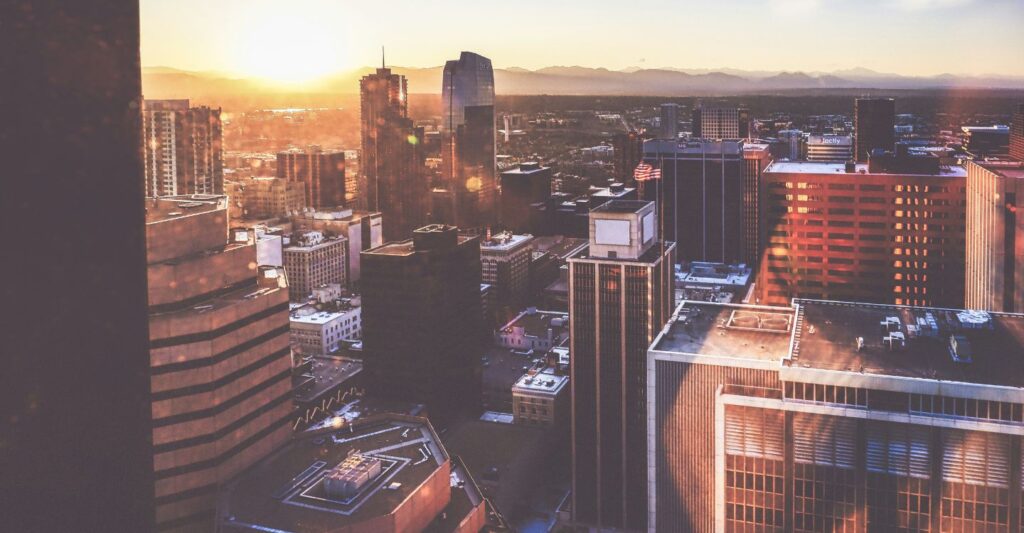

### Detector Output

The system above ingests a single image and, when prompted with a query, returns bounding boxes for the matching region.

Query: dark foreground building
[569,201,675,530]
[855,98,896,162]
[651,299,1024,532]
[360,225,484,423]
[3,2,154,531]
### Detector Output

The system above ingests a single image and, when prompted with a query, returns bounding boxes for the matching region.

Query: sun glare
[234,12,347,86]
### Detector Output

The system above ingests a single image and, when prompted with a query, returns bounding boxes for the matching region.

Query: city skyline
[141,0,1024,84]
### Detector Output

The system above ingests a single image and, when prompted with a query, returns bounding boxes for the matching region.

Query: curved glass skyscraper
[438,52,497,232]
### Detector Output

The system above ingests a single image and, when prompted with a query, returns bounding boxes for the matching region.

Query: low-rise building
[233,176,307,219]
[494,308,568,352]
[289,294,362,355]
[480,232,534,319]
[511,368,568,427]
[217,414,488,533]
[292,208,383,285]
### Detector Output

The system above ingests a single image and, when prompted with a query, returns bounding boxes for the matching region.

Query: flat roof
[364,234,476,257]
[219,415,447,533]
[481,232,533,251]
[591,199,650,214]
[144,195,227,224]
[499,309,568,339]
[977,160,1024,180]
[293,356,363,405]
[766,160,967,177]
[652,301,796,362]
[789,299,1024,388]
[290,304,359,325]
[512,368,568,395]
[531,236,588,259]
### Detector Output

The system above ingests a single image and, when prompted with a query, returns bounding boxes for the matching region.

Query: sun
[233,12,348,86]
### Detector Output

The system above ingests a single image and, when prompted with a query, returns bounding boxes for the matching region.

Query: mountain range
[142,65,1024,100]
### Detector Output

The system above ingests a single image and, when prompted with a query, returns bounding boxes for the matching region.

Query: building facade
[145,196,292,531]
[855,98,896,162]
[480,232,534,316]
[512,369,569,427]
[291,208,383,286]
[500,162,552,233]
[965,160,1024,313]
[1011,103,1024,162]
[289,296,362,355]
[614,131,646,184]
[361,225,484,423]
[360,67,428,241]
[282,231,347,301]
[235,177,306,219]
[143,99,224,197]
[660,103,680,139]
[805,134,854,162]
[276,146,346,208]
[758,160,967,308]
[569,200,676,531]
[693,105,750,140]
[650,298,1024,533]
[642,140,747,264]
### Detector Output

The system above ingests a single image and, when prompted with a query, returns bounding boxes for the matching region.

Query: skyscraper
[360,225,484,423]
[143,99,224,197]
[277,146,346,208]
[568,200,675,531]
[360,66,428,241]
[1011,103,1024,161]
[439,51,497,232]
[965,159,1024,313]
[642,139,747,264]
[692,105,750,139]
[499,162,551,233]
[612,131,645,184]
[145,196,293,530]
[855,97,896,162]
[660,103,679,139]
[4,3,154,530]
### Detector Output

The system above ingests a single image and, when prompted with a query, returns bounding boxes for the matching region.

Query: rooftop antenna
[381,46,385,69]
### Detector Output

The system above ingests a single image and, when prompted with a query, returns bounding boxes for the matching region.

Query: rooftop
[789,299,1024,388]
[591,199,650,214]
[481,232,534,252]
[531,236,587,259]
[219,415,448,532]
[498,309,568,340]
[290,300,361,325]
[766,160,967,177]
[512,368,568,396]
[976,160,1024,180]
[652,301,796,363]
[144,194,227,224]
[293,356,363,405]
[678,262,751,288]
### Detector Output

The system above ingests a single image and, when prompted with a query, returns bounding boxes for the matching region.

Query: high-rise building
[283,230,348,301]
[360,66,428,241]
[1011,103,1024,161]
[480,232,534,317]
[291,208,383,285]
[361,225,484,423]
[568,200,676,531]
[642,140,748,264]
[693,105,750,139]
[805,134,854,161]
[758,159,967,307]
[651,298,1024,532]
[234,176,306,219]
[438,52,497,232]
[5,3,154,529]
[660,103,679,139]
[500,162,551,233]
[961,125,1011,158]
[276,146,346,208]
[613,131,646,184]
[143,99,224,197]
[965,159,1024,313]
[855,97,896,162]
[145,196,292,530]
[743,143,773,268]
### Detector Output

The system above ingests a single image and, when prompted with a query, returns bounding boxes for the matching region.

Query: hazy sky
[141,0,1024,82]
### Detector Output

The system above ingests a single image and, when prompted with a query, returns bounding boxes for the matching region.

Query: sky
[141,0,1024,83]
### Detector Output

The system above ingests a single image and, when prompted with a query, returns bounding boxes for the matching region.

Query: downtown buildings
[569,200,676,530]
[282,230,347,302]
[276,146,346,208]
[500,162,552,233]
[693,104,751,140]
[360,225,484,423]
[855,97,896,162]
[143,99,224,197]
[437,51,498,232]
[360,66,428,241]
[757,158,967,308]
[145,195,292,530]
[1011,103,1024,162]
[965,159,1024,313]
[650,298,1024,532]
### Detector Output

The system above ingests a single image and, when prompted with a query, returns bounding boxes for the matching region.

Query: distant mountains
[142,65,1024,100]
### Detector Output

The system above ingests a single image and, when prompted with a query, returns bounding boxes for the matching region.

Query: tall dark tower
[360,225,484,424]
[360,65,427,241]
[3,2,154,531]
[1010,103,1024,162]
[855,97,896,162]
[439,51,497,232]
[569,201,676,531]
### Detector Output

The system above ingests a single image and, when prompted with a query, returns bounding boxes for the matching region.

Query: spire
[381,46,385,69]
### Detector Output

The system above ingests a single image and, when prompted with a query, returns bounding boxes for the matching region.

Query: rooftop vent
[949,335,973,364]
[323,454,382,499]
